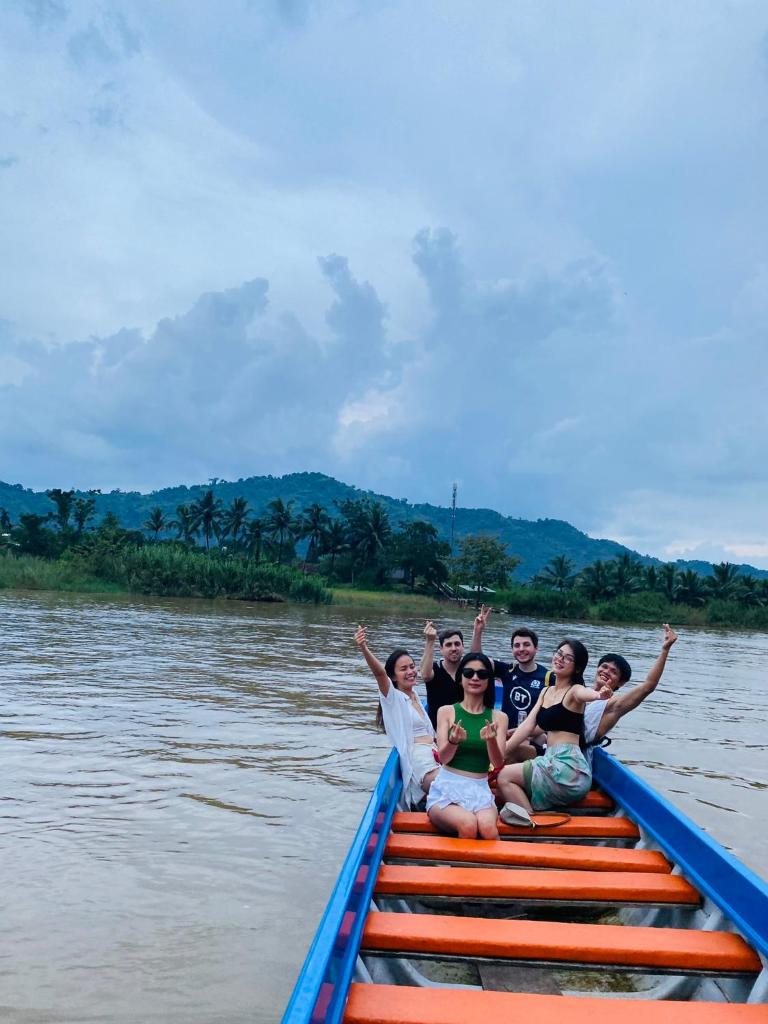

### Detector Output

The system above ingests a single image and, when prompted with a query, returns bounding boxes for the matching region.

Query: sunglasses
[461,667,491,680]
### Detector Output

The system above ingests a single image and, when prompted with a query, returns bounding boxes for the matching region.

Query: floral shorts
[426,766,496,814]
[522,743,591,810]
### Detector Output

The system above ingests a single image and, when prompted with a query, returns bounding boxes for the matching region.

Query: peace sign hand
[474,604,492,630]
[354,625,368,649]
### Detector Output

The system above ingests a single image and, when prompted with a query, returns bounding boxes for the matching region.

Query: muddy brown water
[1,592,766,1023]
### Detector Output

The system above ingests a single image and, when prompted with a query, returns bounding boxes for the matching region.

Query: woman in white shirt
[354,625,438,807]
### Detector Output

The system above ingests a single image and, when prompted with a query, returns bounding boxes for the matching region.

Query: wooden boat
[282,742,768,1024]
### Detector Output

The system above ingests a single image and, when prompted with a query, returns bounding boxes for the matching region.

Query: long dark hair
[456,652,496,709]
[375,648,413,731]
[555,638,589,685]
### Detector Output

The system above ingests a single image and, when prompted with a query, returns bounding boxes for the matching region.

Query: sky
[1,0,767,566]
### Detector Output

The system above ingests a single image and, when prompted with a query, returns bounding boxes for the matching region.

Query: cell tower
[450,482,457,553]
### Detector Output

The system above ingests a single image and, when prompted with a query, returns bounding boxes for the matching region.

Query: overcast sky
[1,0,767,566]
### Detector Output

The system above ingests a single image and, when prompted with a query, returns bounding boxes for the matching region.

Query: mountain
[2,472,766,581]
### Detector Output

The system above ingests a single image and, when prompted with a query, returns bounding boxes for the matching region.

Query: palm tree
[348,501,391,574]
[644,565,658,591]
[299,503,330,565]
[319,519,348,573]
[609,553,643,596]
[144,507,167,541]
[221,497,250,552]
[737,575,765,608]
[706,562,741,600]
[266,498,296,565]
[675,569,707,607]
[244,517,266,562]
[578,560,613,601]
[657,563,679,602]
[533,555,576,591]
[189,489,223,551]
[170,504,198,546]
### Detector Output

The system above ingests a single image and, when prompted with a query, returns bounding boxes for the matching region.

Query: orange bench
[374,864,700,906]
[572,789,614,811]
[391,811,639,840]
[361,911,761,974]
[385,834,670,873]
[344,984,768,1024]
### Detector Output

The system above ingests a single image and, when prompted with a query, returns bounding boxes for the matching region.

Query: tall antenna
[450,482,457,554]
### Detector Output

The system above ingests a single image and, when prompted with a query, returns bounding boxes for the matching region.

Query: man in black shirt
[471,609,550,761]
[419,621,465,727]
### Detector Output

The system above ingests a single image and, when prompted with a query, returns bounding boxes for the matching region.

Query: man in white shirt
[585,623,678,752]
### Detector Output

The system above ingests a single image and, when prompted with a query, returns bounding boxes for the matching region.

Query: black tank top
[536,685,584,737]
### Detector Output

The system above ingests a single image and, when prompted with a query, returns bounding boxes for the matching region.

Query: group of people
[354,610,678,840]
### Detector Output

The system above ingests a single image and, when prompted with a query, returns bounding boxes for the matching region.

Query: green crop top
[448,703,493,774]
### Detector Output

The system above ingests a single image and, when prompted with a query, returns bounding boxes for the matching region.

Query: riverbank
[0,551,331,604]
[2,554,766,629]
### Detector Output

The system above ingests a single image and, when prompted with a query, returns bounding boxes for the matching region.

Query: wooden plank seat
[392,811,640,841]
[374,864,700,906]
[571,789,614,811]
[344,984,768,1024]
[385,834,670,874]
[361,911,762,975]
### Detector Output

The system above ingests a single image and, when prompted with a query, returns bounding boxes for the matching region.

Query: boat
[281,701,768,1023]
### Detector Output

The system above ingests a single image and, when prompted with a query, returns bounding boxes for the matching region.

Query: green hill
[1,471,765,581]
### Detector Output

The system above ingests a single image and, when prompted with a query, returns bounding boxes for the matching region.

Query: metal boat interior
[283,738,768,1024]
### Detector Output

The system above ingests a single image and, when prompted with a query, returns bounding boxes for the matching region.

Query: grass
[330,586,451,615]
[0,552,125,594]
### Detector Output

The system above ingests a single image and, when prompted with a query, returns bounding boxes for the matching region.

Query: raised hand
[474,604,492,631]
[596,683,613,700]
[480,719,498,741]
[354,625,368,649]
[448,719,467,745]
[423,620,438,642]
[662,623,678,650]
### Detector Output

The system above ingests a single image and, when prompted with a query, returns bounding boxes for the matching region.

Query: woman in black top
[495,639,612,822]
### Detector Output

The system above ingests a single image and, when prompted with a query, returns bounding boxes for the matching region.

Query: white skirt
[426,766,495,814]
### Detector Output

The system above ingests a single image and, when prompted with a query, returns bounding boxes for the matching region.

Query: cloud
[1,1,767,563]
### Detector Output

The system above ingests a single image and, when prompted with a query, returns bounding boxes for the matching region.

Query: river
[1,592,766,1023]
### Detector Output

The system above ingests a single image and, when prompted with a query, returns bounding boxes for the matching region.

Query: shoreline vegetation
[2,488,768,630]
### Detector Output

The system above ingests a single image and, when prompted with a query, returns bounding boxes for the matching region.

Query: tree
[14,513,55,557]
[707,562,741,600]
[299,503,330,565]
[656,563,679,603]
[578,560,613,601]
[0,508,12,532]
[190,489,223,551]
[144,507,168,541]
[244,517,266,562]
[170,504,197,545]
[451,534,519,604]
[609,553,644,596]
[532,555,576,591]
[46,488,76,532]
[737,575,765,608]
[319,519,348,574]
[338,498,392,578]
[73,496,97,535]
[675,569,707,607]
[221,497,250,551]
[266,497,296,565]
[389,520,450,591]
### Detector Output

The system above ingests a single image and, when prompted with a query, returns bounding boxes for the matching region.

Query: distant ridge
[1,472,765,581]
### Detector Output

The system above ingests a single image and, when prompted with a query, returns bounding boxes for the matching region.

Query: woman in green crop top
[426,652,508,840]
